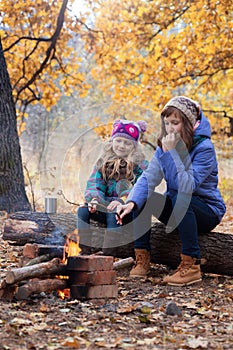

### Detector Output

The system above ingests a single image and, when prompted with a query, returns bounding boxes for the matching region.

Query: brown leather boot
[130,249,150,277]
[163,254,202,286]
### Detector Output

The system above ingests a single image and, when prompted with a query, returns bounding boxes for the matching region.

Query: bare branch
[3,36,51,53]
[15,0,69,104]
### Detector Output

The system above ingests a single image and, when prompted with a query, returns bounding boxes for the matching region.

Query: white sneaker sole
[167,278,202,286]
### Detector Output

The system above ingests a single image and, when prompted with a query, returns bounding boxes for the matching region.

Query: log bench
[2,211,233,276]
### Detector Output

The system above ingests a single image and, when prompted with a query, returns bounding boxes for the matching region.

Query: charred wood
[15,278,68,300]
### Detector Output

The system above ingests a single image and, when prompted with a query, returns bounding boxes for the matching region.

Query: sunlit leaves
[83,0,233,128]
[1,0,232,135]
[0,0,89,121]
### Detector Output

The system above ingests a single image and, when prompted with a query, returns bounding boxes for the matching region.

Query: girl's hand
[162,133,180,151]
[107,200,121,211]
[88,198,98,213]
[116,202,135,225]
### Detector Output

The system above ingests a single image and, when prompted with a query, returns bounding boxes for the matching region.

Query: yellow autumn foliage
[0,0,89,123]
[83,0,233,132]
[0,0,232,137]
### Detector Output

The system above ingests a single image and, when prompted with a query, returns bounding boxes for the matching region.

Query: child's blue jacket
[127,112,226,222]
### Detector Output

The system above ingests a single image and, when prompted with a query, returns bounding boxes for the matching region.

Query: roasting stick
[58,190,121,219]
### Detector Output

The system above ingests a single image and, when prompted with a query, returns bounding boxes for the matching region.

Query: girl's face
[164,113,183,136]
[112,137,135,157]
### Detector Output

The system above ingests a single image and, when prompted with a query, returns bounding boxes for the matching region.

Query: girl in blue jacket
[77,119,148,253]
[116,96,226,286]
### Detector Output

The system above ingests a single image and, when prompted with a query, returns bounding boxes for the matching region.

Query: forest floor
[0,200,233,350]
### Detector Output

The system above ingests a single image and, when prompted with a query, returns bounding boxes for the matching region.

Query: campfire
[63,229,82,262]
[0,228,134,301]
[58,229,81,300]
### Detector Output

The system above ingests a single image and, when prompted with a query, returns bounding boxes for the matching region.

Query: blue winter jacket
[127,112,226,222]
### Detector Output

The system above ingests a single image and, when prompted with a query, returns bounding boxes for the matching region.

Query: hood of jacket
[194,111,211,138]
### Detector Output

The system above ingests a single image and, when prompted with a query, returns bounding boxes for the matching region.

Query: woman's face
[112,137,135,158]
[164,113,183,136]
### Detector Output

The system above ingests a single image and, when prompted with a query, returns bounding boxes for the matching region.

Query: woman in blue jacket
[116,96,226,286]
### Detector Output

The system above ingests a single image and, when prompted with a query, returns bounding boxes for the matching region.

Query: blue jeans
[133,192,219,258]
[77,206,120,231]
[77,206,133,248]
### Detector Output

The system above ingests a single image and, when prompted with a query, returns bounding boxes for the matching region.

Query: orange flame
[63,229,82,263]
[57,288,70,300]
[58,229,82,300]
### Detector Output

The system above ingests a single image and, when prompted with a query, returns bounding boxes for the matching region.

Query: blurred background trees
[0,0,232,212]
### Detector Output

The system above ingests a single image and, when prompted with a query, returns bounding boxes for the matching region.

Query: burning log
[15,278,68,301]
[3,255,122,301]
[5,258,67,285]
[23,243,134,271]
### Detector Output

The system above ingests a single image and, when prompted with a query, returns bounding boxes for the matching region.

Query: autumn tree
[0,0,90,129]
[0,39,31,213]
[0,0,232,212]
[1,0,232,132]
[0,0,87,212]
[82,0,233,134]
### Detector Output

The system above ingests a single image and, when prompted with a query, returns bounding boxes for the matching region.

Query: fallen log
[2,212,233,276]
[2,211,69,245]
[5,258,67,285]
[15,278,68,300]
[2,212,104,245]
[109,223,233,276]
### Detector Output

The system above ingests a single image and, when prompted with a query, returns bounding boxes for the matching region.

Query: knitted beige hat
[162,96,200,126]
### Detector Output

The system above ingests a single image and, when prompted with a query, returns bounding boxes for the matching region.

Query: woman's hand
[162,133,180,152]
[116,202,135,225]
[107,200,121,211]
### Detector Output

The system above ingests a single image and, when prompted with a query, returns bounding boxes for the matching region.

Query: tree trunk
[2,211,65,245]
[110,224,233,276]
[0,39,31,213]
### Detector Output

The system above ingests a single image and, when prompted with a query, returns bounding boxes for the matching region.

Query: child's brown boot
[130,249,150,277]
[163,254,202,286]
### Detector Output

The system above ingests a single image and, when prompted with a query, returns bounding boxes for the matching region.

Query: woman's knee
[106,213,119,229]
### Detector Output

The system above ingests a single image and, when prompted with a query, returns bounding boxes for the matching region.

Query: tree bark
[2,211,64,245]
[3,212,72,245]
[111,224,233,276]
[15,278,68,300]
[5,258,66,285]
[0,39,31,213]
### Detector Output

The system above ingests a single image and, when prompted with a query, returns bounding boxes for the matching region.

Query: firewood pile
[0,240,134,301]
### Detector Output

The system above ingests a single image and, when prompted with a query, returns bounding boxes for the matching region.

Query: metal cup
[45,197,57,214]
